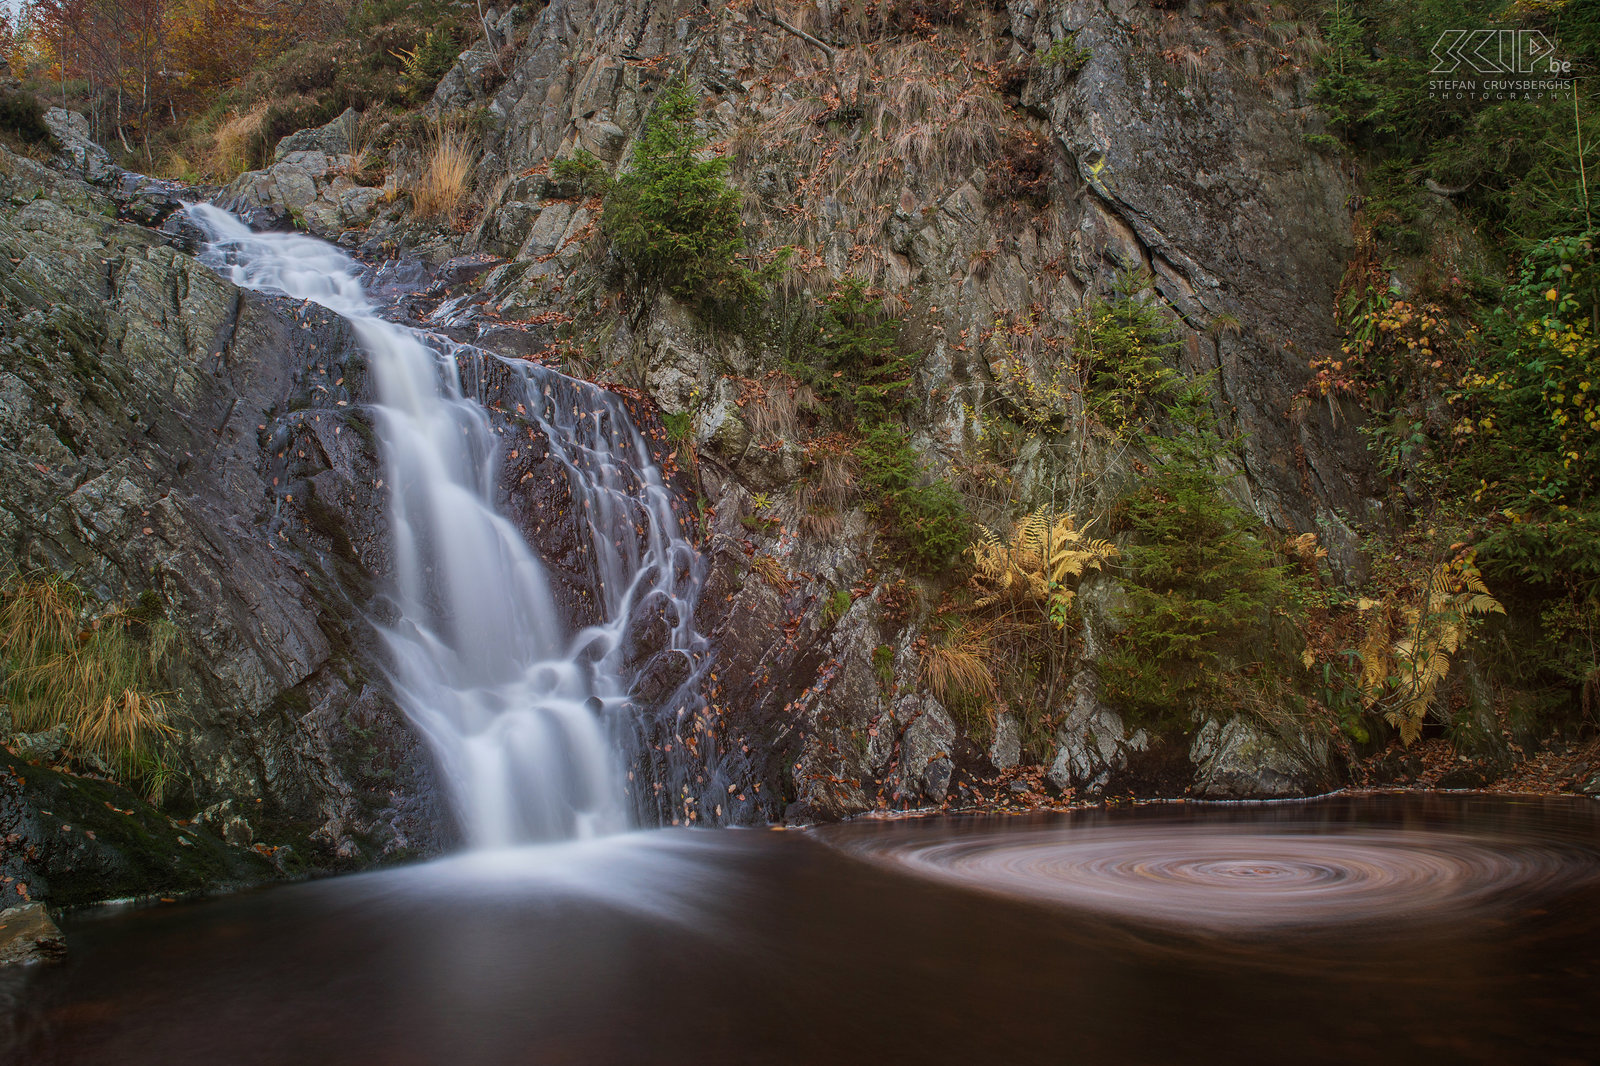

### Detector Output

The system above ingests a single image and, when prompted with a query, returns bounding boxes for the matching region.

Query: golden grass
[1,572,178,800]
[751,554,795,594]
[410,120,476,219]
[727,31,1015,281]
[920,620,996,705]
[205,102,273,181]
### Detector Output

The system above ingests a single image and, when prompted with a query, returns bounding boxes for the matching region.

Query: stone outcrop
[369,0,1381,817]
[0,904,65,967]
[217,110,391,238]
[1189,716,1334,799]
[0,143,449,899]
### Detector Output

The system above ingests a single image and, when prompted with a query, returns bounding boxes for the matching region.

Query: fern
[1355,555,1504,744]
[968,506,1116,627]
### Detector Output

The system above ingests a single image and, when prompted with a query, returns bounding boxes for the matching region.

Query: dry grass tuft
[206,102,273,180]
[1,572,178,800]
[751,554,795,594]
[728,32,1013,275]
[740,374,806,443]
[921,620,996,706]
[410,120,476,219]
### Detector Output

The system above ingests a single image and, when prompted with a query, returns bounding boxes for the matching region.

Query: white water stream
[191,206,718,846]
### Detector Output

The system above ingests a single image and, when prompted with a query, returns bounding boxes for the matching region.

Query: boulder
[274,108,358,162]
[0,904,65,967]
[41,108,115,183]
[1189,716,1332,799]
[1047,676,1147,795]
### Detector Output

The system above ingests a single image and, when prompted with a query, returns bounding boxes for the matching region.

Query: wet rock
[0,904,65,967]
[630,651,691,706]
[1189,717,1332,799]
[623,590,679,669]
[0,749,277,910]
[198,800,255,847]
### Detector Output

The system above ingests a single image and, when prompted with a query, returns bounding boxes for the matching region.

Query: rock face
[41,108,115,184]
[359,0,1379,817]
[1189,717,1334,800]
[0,904,65,967]
[0,0,1390,894]
[0,143,450,897]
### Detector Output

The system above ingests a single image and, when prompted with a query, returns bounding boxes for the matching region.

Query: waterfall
[190,206,741,846]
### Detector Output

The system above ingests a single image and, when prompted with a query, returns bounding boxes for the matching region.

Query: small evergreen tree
[603,77,756,306]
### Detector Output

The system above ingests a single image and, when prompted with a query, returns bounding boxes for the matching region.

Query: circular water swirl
[834,823,1600,932]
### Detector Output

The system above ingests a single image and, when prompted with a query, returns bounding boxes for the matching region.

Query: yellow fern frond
[1464,593,1504,616]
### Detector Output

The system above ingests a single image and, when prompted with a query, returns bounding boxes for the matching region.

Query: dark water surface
[4,794,1599,1065]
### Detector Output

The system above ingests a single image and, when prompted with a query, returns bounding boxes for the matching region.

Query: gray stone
[989,712,1021,770]
[42,109,115,183]
[9,724,69,764]
[1047,676,1147,795]
[0,904,65,966]
[1189,717,1331,799]
[900,698,957,803]
[274,108,358,162]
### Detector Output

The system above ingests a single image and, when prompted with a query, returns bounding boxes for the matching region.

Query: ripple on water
[830,822,1600,932]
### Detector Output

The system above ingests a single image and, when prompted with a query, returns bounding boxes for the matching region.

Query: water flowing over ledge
[189,206,749,844]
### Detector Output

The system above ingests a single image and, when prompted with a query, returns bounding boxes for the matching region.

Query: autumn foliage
[11,0,340,158]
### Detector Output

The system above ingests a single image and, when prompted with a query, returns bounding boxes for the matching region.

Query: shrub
[0,87,57,152]
[549,149,610,198]
[795,278,969,572]
[812,277,914,423]
[409,121,475,219]
[1076,274,1187,437]
[1,573,178,801]
[969,507,1117,628]
[393,28,462,103]
[1097,460,1300,728]
[602,77,758,306]
[856,424,971,573]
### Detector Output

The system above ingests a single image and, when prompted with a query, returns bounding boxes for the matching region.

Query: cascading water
[189,205,742,846]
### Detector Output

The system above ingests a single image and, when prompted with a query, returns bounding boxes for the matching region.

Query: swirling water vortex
[827,815,1600,933]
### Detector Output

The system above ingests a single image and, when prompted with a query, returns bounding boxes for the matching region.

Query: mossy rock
[0,749,280,910]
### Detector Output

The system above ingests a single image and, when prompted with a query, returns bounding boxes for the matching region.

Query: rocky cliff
[0,0,1399,905]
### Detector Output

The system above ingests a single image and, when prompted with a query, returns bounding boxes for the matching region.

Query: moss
[872,644,896,691]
